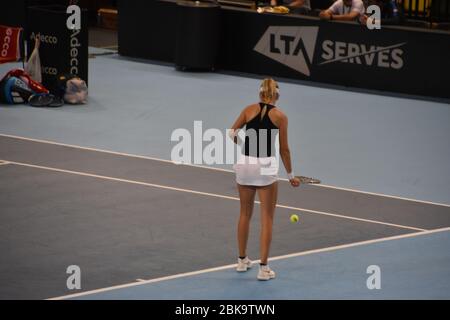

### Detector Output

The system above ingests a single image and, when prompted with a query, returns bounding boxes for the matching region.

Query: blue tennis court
[1,23,450,300]
[59,228,450,300]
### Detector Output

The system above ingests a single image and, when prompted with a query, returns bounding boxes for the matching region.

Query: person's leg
[257,182,278,265]
[237,184,256,258]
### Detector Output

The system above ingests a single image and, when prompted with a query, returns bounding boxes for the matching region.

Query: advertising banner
[27,5,88,88]
[219,10,450,99]
[0,25,23,64]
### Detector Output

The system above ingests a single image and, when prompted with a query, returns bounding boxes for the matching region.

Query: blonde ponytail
[259,78,279,104]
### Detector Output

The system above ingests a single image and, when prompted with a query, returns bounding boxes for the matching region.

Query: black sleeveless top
[244,103,279,158]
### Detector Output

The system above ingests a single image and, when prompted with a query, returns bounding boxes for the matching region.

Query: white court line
[0,160,10,166]
[1,133,449,208]
[48,226,450,300]
[0,134,233,173]
[6,160,426,232]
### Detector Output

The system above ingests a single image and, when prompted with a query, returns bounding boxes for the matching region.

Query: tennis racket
[295,176,321,184]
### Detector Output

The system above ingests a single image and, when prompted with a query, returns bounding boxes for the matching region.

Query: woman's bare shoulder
[272,106,286,115]
[271,107,287,121]
[244,103,260,111]
[242,103,260,116]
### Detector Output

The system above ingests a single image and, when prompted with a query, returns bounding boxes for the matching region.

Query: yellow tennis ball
[290,214,299,223]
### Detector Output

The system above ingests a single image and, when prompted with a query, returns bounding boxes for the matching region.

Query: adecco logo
[30,32,58,45]
[1,28,13,57]
[254,26,405,76]
[69,29,81,75]
[43,66,58,75]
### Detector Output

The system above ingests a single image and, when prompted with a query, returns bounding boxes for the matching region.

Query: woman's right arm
[278,113,300,187]
[229,107,248,145]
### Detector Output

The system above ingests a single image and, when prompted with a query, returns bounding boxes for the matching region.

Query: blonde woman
[230,78,300,280]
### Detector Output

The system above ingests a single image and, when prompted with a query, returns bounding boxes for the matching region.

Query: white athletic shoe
[257,265,276,280]
[236,257,253,272]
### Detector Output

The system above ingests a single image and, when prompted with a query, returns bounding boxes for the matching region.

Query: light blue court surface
[1,52,450,205]
[68,229,450,300]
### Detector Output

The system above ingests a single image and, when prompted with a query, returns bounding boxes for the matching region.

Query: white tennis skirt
[233,155,279,186]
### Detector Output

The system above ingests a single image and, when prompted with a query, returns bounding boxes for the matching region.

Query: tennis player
[229,78,300,280]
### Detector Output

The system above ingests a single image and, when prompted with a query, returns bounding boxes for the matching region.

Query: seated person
[361,0,403,25]
[319,0,365,22]
[270,0,311,14]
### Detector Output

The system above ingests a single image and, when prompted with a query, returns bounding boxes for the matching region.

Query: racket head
[295,176,321,184]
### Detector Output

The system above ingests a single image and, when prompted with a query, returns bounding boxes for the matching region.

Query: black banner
[27,5,88,89]
[118,0,177,62]
[0,300,446,318]
[119,0,450,99]
[219,8,450,99]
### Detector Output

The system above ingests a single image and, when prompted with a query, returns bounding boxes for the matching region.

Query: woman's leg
[237,184,256,258]
[257,182,278,264]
